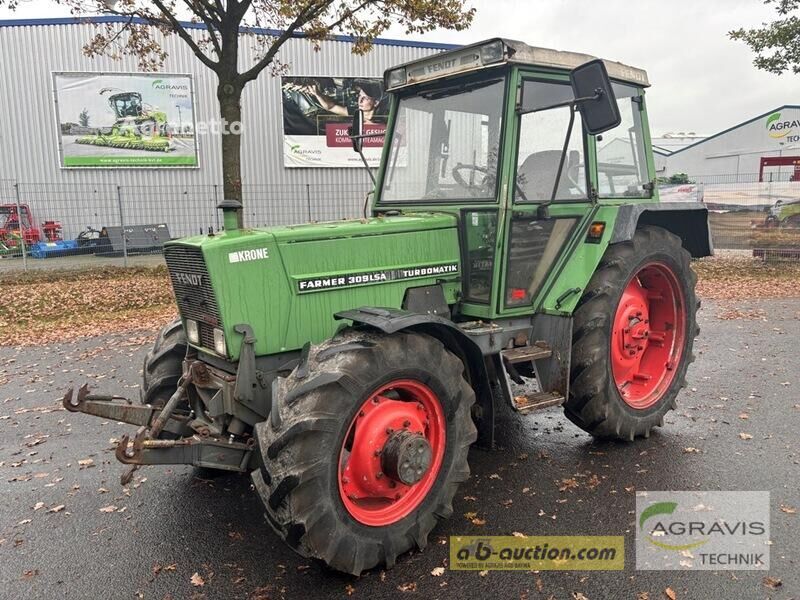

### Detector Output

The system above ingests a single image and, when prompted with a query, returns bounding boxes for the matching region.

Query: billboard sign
[53,72,198,168]
[281,76,387,168]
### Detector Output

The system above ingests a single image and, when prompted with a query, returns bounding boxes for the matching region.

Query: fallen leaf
[780,505,796,514]
[664,587,676,600]
[762,576,782,589]
[78,458,94,467]
[573,593,589,600]
[397,582,417,592]
[345,584,355,596]
[738,413,749,420]
[17,519,31,525]
[33,502,44,511]
[512,532,527,538]
[738,433,753,440]
[22,569,39,580]
[559,478,579,492]
[478,570,488,577]
[637,593,649,600]
[190,572,205,587]
[431,567,445,577]
[99,505,118,513]
[47,504,65,513]
[463,511,477,520]
[471,517,486,526]
[683,447,700,454]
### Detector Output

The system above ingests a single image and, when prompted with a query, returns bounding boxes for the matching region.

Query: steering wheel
[451,163,491,190]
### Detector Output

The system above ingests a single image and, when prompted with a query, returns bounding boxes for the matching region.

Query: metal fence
[689,174,800,259]
[1,173,799,272]
[0,181,370,271]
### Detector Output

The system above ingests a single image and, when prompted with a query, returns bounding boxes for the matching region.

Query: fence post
[116,186,128,267]
[213,184,220,231]
[13,183,27,271]
[305,183,312,222]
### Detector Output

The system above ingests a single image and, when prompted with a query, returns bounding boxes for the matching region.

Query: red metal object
[610,262,686,410]
[0,204,63,247]
[759,156,800,182]
[338,379,446,526]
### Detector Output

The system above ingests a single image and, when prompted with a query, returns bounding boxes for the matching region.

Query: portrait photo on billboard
[53,72,199,168]
[281,76,387,168]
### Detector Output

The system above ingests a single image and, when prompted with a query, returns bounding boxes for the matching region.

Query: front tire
[564,226,699,440]
[141,317,187,407]
[252,329,477,575]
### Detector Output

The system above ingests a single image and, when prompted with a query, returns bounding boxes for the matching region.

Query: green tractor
[76,89,173,152]
[64,39,711,574]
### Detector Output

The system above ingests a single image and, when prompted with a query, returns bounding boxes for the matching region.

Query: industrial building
[658,105,800,181]
[0,16,453,242]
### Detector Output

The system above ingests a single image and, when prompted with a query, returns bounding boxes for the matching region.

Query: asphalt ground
[0,298,797,600]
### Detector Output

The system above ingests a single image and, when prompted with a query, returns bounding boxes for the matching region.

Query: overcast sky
[1,0,796,136]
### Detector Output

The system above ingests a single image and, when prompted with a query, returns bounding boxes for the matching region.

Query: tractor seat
[516,150,580,201]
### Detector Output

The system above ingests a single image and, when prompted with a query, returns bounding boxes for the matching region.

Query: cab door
[498,73,595,315]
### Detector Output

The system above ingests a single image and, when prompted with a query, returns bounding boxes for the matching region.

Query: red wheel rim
[338,379,446,526]
[611,262,686,410]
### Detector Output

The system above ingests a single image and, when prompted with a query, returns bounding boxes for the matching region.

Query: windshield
[380,77,505,202]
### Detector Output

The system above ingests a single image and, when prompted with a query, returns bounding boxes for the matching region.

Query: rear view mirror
[349,110,364,153]
[570,59,621,135]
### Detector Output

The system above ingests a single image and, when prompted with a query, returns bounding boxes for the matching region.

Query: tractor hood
[164,213,462,361]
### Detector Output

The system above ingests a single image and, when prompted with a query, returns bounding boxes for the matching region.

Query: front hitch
[62,365,256,484]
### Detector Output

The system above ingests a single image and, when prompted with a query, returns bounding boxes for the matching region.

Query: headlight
[385,67,407,90]
[213,328,227,356]
[186,319,199,345]
[480,40,505,65]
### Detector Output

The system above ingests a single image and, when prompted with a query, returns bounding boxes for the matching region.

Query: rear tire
[252,329,477,575]
[564,226,699,440]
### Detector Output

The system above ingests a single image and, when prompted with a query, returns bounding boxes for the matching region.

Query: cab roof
[384,38,650,91]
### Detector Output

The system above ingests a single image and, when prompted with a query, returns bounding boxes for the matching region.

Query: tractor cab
[351,39,658,320]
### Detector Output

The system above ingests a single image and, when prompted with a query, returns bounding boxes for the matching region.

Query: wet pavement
[0,298,798,599]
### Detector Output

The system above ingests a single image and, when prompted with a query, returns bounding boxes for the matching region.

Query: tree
[730,0,800,74]
[79,107,90,128]
[3,1,474,226]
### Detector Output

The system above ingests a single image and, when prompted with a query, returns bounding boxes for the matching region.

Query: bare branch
[238,1,328,84]
[151,0,219,70]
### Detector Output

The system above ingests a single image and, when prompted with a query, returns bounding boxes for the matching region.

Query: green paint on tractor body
[167,53,708,364]
[174,214,462,360]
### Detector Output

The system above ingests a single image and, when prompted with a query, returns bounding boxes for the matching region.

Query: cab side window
[597,84,650,197]
[515,80,587,202]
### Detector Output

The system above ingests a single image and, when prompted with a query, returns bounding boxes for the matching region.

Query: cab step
[512,391,565,413]
[501,343,552,364]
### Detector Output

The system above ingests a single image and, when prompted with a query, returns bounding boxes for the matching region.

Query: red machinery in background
[0,204,63,249]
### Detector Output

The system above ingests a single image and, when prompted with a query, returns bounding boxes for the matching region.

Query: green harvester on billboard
[53,72,198,168]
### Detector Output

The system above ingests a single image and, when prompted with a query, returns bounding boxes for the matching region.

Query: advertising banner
[53,72,198,168]
[281,76,387,168]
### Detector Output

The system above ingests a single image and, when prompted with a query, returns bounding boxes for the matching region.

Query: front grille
[164,244,222,330]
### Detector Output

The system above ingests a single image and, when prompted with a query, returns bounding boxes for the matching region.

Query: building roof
[666,105,800,156]
[0,16,459,51]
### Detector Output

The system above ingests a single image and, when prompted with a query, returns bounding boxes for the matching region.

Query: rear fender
[335,307,495,449]
[611,202,713,257]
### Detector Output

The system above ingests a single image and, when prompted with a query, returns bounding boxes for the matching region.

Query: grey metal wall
[0,20,446,188]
